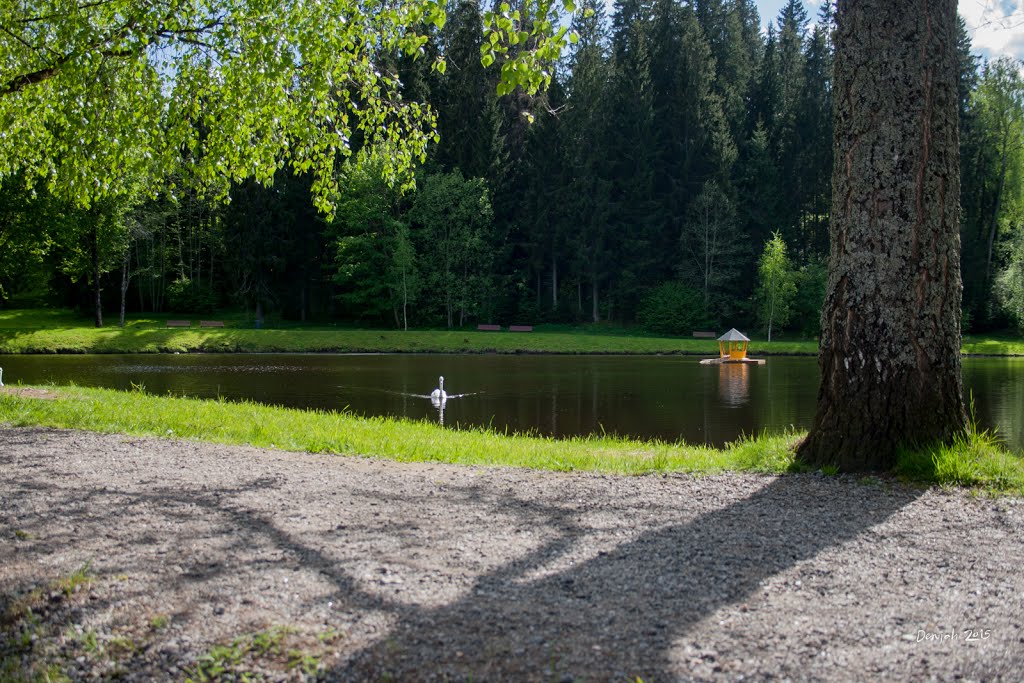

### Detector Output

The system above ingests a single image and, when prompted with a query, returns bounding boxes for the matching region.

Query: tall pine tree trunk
[552,256,558,311]
[119,246,130,328]
[401,270,409,332]
[985,148,1010,286]
[91,223,103,328]
[797,0,966,471]
[135,241,146,313]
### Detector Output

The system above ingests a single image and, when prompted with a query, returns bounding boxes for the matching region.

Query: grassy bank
[0,385,798,475]
[1,384,1021,494]
[0,325,817,355]
[3,309,1023,356]
[961,335,1024,356]
[0,309,816,355]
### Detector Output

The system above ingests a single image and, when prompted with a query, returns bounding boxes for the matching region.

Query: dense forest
[1,0,1022,336]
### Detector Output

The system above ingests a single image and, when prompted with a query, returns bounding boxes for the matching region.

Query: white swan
[0,367,4,387]
[430,375,447,400]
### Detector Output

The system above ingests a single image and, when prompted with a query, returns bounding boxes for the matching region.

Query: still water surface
[2,354,1022,451]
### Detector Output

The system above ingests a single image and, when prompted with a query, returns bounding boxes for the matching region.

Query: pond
[1,353,1022,451]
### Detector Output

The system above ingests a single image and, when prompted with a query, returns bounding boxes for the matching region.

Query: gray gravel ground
[2,426,1023,682]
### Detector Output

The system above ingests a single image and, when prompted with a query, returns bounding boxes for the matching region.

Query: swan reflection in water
[432,392,447,425]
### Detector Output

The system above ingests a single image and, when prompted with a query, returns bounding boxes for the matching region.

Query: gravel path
[2,426,1023,681]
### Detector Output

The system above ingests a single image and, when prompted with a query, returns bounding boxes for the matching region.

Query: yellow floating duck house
[699,328,766,365]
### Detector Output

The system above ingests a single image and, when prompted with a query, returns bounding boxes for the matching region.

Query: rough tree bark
[797,0,967,471]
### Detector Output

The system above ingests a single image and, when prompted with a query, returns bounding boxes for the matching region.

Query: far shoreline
[1,308,1023,356]
[3,346,1024,358]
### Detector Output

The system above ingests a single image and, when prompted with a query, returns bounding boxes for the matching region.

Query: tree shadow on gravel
[326,476,922,682]
[0,431,924,681]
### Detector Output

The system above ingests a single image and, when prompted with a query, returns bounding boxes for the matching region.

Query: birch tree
[755,231,796,342]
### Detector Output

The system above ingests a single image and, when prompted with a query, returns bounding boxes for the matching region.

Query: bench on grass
[509,325,534,332]
[477,324,501,331]
[166,320,191,328]
[692,331,717,338]
[200,320,225,328]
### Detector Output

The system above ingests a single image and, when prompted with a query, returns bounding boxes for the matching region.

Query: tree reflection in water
[718,363,751,407]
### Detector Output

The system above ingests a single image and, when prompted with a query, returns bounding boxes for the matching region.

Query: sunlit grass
[3,384,1020,495]
[895,420,1024,495]
[0,385,804,476]
[0,325,818,356]
[0,308,819,355]
[961,335,1024,356]
[1,309,1021,356]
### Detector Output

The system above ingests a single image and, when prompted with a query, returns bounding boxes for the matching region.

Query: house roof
[718,328,750,342]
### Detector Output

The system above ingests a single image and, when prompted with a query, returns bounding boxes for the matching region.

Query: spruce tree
[650,0,735,294]
[604,0,656,321]
[792,2,834,257]
[695,0,761,143]
[435,0,500,180]
[770,0,809,247]
[563,0,613,321]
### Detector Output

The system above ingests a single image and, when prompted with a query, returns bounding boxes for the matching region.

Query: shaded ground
[1,426,1022,681]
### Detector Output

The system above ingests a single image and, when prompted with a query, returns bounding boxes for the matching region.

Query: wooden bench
[166,320,191,328]
[692,331,717,338]
[200,320,225,328]
[477,324,501,331]
[509,325,534,332]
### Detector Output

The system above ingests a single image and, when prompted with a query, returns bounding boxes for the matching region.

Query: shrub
[167,277,218,314]
[638,282,713,336]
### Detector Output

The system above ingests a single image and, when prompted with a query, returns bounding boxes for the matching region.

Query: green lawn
[961,335,1024,356]
[3,309,1022,356]
[0,308,819,355]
